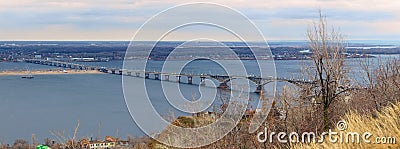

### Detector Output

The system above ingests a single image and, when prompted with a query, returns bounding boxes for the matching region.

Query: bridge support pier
[200,77,206,86]
[188,76,193,84]
[135,72,140,77]
[127,72,132,76]
[164,75,169,81]
[218,82,229,89]
[154,74,160,80]
[176,76,181,83]
[111,70,116,74]
[118,70,123,75]
[255,85,263,93]
[145,73,149,79]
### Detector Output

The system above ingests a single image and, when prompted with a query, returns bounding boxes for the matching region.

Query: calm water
[0,56,398,143]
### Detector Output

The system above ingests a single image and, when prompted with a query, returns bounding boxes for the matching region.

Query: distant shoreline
[0,69,103,76]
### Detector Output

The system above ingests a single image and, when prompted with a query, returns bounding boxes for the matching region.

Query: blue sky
[0,0,399,41]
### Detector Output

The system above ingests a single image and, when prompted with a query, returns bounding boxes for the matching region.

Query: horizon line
[0,39,398,42]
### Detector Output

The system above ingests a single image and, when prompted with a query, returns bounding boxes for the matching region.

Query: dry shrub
[291,100,400,149]
[351,57,400,114]
[12,139,30,149]
[151,93,284,149]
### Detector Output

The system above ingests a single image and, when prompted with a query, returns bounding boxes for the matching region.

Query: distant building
[88,141,115,149]
[195,111,216,119]
[34,54,42,59]
[71,58,95,62]
[46,57,69,61]
[79,136,130,149]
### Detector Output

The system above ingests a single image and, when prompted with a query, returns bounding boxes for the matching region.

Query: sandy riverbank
[0,69,103,76]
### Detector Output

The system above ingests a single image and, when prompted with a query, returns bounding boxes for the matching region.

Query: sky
[0,0,399,41]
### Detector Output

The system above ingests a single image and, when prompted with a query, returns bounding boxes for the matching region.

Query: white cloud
[0,0,399,40]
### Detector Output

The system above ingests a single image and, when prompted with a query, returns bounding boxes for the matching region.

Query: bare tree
[305,10,352,130]
[50,119,80,149]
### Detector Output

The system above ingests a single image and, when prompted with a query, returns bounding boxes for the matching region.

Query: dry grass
[292,101,400,149]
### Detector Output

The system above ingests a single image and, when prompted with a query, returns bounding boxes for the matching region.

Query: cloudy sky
[0,0,399,41]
